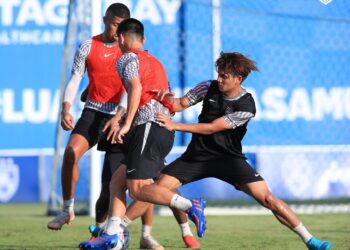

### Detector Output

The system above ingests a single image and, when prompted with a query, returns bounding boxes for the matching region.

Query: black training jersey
[182,80,256,161]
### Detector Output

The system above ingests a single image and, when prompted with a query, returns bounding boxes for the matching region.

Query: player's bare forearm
[61,101,71,114]
[173,122,218,134]
[172,96,191,112]
[157,114,231,135]
[115,105,126,121]
[60,102,74,130]
[152,89,190,112]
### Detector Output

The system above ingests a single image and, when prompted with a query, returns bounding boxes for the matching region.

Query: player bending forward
[143,52,331,250]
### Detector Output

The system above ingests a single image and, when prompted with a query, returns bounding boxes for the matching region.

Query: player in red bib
[48,4,198,249]
[82,18,203,250]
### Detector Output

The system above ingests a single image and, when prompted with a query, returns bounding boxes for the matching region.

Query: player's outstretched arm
[156,114,231,135]
[173,95,191,112]
[152,89,191,112]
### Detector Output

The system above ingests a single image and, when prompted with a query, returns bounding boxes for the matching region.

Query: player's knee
[263,193,277,209]
[130,186,148,201]
[63,145,79,165]
[127,186,139,200]
[128,190,137,200]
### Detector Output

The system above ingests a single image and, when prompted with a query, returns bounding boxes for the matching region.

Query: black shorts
[101,151,125,184]
[161,155,263,190]
[123,122,174,180]
[71,108,121,152]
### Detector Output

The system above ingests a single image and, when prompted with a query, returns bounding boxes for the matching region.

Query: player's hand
[115,124,130,144]
[103,116,121,144]
[156,113,175,131]
[152,89,175,102]
[60,111,74,130]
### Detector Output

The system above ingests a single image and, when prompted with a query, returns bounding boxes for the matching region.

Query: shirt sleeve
[116,53,139,89]
[223,95,256,129]
[63,73,83,104]
[224,110,254,129]
[185,80,211,106]
[71,39,92,77]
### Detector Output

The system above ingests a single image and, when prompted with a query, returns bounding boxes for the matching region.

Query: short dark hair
[215,52,258,81]
[117,18,144,40]
[105,3,130,19]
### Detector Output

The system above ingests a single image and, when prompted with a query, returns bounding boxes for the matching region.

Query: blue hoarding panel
[0,156,39,202]
[42,154,91,202]
[0,0,349,149]
[259,149,350,199]
[0,0,349,204]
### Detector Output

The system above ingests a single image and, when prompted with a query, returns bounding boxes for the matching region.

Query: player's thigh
[125,122,174,180]
[161,157,208,185]
[214,157,263,190]
[72,108,106,148]
[127,178,153,199]
[156,174,183,190]
[102,150,125,183]
[240,180,271,202]
[142,122,174,161]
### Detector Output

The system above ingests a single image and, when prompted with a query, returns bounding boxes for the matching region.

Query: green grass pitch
[0,203,349,250]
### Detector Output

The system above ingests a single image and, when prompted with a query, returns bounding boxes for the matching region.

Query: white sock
[170,194,192,211]
[142,225,152,239]
[179,222,193,237]
[292,223,313,243]
[105,216,122,235]
[63,199,74,212]
[121,216,133,227]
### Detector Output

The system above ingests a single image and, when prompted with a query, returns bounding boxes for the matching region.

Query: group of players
[47,3,332,250]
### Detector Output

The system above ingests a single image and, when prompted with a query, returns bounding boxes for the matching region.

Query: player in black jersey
[141,52,331,250]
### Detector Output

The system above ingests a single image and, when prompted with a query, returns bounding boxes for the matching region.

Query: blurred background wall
[0,0,349,207]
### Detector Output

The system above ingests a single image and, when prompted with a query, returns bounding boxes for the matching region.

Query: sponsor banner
[41,154,91,202]
[1,147,350,203]
[1,0,349,149]
[0,156,39,202]
[258,148,350,199]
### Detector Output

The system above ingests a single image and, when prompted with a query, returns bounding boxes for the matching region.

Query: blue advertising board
[0,156,39,202]
[0,0,65,149]
[0,0,349,150]
[0,0,349,203]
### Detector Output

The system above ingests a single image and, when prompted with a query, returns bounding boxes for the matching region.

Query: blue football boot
[307,236,332,250]
[89,224,103,237]
[79,233,118,250]
[186,198,207,238]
